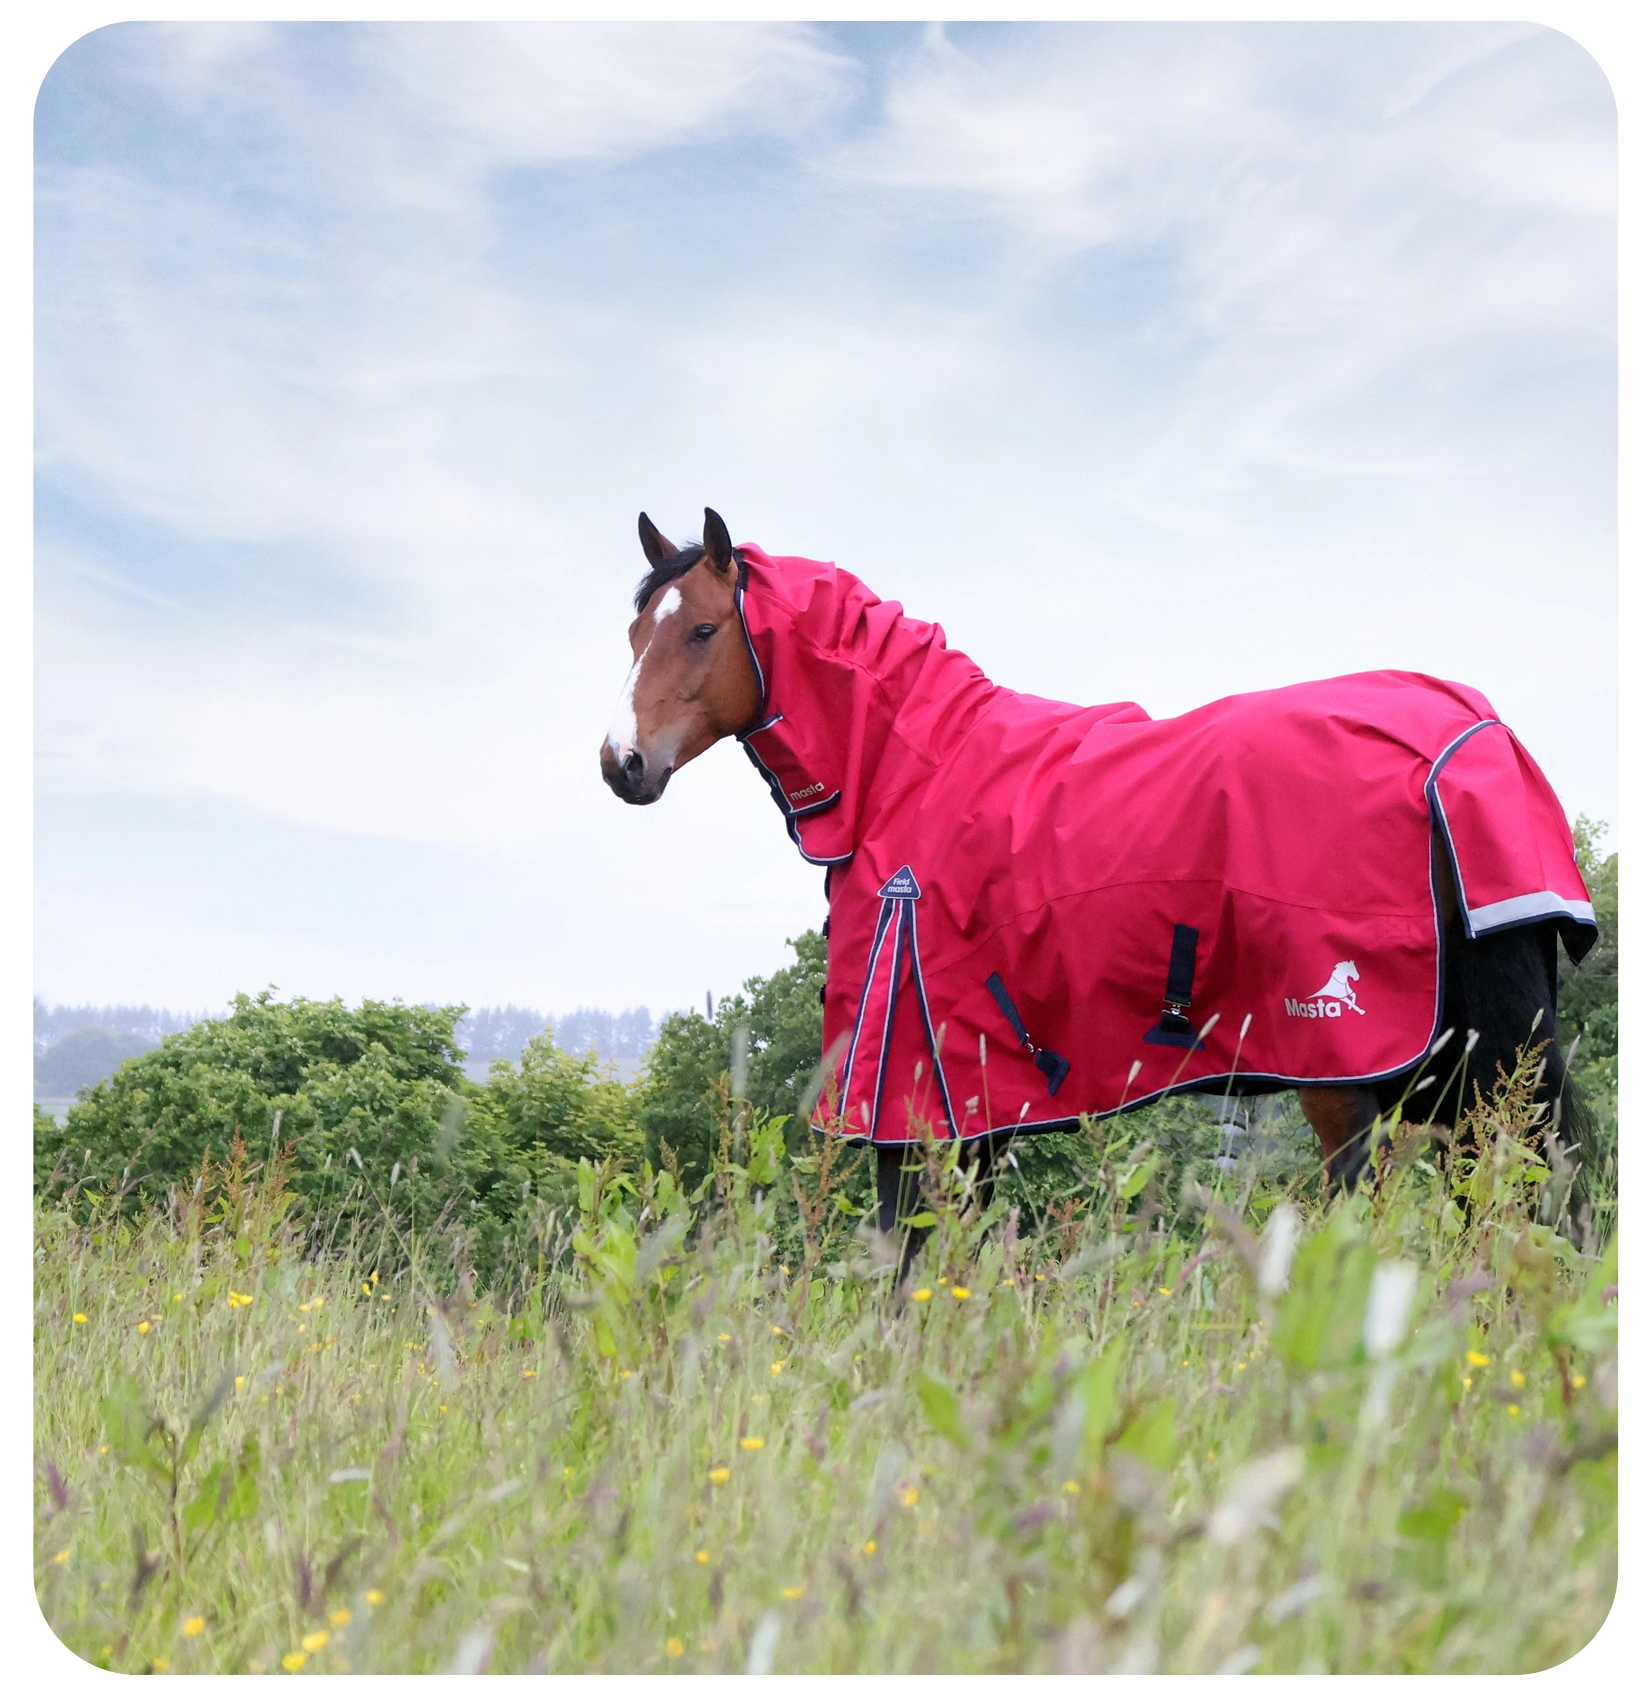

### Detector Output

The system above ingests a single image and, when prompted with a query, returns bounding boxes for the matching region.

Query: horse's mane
[633,545,705,613]
[632,543,748,614]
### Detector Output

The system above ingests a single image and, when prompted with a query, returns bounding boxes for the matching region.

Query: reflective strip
[1468,892,1596,934]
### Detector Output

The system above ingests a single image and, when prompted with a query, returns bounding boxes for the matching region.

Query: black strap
[985,972,1071,1097]
[1165,924,1199,1007]
[1144,923,1206,1050]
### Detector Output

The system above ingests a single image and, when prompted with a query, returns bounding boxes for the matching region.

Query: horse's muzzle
[601,745,671,805]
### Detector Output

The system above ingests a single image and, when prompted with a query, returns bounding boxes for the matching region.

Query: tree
[632,930,828,1189]
[1559,815,1618,1071]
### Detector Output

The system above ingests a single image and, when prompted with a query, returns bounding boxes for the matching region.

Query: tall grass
[35,1063,1616,1674]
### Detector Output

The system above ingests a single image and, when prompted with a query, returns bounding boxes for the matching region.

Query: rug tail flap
[1429,721,1597,960]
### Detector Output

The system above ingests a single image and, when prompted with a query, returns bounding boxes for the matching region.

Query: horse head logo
[1310,959,1365,1014]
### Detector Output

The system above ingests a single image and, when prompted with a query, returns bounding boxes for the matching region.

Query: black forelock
[631,543,746,614]
[633,544,705,614]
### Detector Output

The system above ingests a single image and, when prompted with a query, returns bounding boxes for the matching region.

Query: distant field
[34,1079,1616,1676]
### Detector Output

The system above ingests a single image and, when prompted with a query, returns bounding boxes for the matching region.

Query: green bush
[37,991,468,1228]
[34,991,653,1288]
[1560,814,1618,1068]
[632,929,827,1188]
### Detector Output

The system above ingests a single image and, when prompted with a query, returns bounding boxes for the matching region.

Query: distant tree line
[34,998,663,1104]
[456,1006,658,1074]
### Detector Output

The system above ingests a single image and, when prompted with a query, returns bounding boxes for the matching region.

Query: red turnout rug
[731,545,1596,1146]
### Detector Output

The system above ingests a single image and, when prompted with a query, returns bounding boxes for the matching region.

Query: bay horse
[600,508,1595,1243]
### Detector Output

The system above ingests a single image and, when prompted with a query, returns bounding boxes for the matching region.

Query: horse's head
[600,507,762,805]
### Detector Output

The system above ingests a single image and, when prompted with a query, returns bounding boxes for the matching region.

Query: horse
[600,508,1596,1247]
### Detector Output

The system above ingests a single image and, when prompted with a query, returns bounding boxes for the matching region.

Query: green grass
[35,1082,1616,1675]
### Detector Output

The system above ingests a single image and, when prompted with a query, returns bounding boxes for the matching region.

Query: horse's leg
[1298,1085,1384,1191]
[876,1145,927,1277]
[962,1136,1006,1215]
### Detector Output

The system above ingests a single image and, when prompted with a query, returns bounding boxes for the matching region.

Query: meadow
[34,1053,1616,1675]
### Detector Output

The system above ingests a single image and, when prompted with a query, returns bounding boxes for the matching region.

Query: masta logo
[1285,959,1366,1019]
[788,781,827,802]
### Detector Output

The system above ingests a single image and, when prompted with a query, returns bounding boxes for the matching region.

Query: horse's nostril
[622,751,645,783]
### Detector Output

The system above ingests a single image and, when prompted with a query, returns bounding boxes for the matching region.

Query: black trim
[904,899,959,1136]
[868,900,909,1139]
[836,896,897,1130]
[733,560,855,867]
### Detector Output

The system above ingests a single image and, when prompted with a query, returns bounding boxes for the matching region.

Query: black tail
[1383,917,1587,1173]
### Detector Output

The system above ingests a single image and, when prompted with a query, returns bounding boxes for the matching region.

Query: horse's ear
[638,512,677,569]
[703,508,736,578]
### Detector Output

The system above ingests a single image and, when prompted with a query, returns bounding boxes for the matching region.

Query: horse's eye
[690,623,717,643]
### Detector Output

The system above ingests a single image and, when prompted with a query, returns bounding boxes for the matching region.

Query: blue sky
[34,21,1616,1017]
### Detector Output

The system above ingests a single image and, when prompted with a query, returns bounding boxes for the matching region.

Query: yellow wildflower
[912,1288,933,1302]
[364,1590,385,1606]
[619,1371,634,1380]
[99,1445,108,1455]
[329,1609,353,1629]
[1573,1374,1588,1389]
[234,1376,245,1389]
[951,1287,971,1300]
[695,1550,710,1565]
[72,1313,87,1324]
[282,1653,307,1672]
[1036,1273,1046,1282]
[666,1637,685,1658]
[151,1658,170,1672]
[1510,1370,1527,1390]
[53,1548,72,1565]
[173,1293,183,1301]
[780,1586,804,1600]
[1507,1404,1522,1417]
[771,1361,786,1375]
[137,1322,151,1334]
[1158,1286,1172,1296]
[301,1630,329,1653]
[523,1370,538,1379]
[708,1467,730,1485]
[717,1333,731,1342]
[938,1277,948,1285]
[902,1487,920,1507]
[1062,1480,1080,1494]
[740,1436,765,1451]
[1462,1376,1473,1389]
[770,1323,785,1335]
[862,1539,877,1556]
[181,1616,205,1637]
[1466,1350,1491,1368]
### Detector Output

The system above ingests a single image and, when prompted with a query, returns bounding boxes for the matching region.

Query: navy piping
[837,897,896,1130]
[733,558,855,866]
[903,899,959,1138]
[866,900,909,1140]
[1423,720,1497,940]
[790,788,844,820]
[1425,717,1596,956]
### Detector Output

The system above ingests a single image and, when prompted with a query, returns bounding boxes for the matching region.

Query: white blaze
[604,585,681,757]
